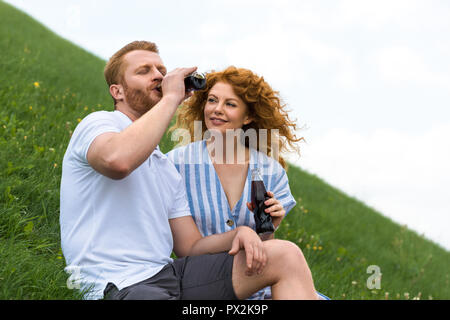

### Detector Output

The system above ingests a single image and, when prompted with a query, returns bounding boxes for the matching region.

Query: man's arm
[87,67,196,179]
[169,216,267,275]
[87,95,179,179]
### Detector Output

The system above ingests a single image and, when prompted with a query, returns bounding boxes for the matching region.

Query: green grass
[280,166,449,300]
[1,1,449,300]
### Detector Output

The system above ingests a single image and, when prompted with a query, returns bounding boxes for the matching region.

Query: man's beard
[122,81,160,116]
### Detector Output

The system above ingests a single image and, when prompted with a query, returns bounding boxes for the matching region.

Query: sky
[4,0,450,250]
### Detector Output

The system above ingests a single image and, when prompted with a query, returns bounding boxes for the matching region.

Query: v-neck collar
[202,140,253,213]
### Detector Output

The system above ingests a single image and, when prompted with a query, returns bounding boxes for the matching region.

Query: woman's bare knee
[265,239,317,299]
[231,239,314,299]
[265,240,306,267]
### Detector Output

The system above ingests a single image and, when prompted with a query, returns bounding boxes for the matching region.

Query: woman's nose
[213,101,224,114]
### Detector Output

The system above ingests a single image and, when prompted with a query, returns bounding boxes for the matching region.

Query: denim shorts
[103,252,237,300]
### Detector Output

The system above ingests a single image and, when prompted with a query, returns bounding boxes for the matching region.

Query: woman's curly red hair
[170,66,303,169]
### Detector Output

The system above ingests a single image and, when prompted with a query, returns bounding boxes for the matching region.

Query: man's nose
[151,67,164,81]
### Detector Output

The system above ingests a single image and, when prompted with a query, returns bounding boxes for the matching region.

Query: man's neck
[115,104,141,122]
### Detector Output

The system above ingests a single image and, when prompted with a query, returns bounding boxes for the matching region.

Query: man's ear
[110,84,124,102]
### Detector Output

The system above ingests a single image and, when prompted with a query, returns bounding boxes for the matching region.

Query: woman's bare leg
[232,239,318,300]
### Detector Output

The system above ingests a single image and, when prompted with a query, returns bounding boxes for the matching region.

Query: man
[60,41,317,300]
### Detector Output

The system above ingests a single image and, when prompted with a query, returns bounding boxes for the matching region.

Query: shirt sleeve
[270,163,297,215]
[167,162,192,220]
[70,112,121,164]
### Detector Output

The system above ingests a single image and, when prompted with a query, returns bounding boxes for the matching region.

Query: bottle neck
[251,168,262,181]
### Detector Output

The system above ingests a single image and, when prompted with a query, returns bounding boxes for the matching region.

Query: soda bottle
[251,168,275,234]
[184,72,206,91]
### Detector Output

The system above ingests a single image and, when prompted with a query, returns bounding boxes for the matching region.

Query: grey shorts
[103,252,237,300]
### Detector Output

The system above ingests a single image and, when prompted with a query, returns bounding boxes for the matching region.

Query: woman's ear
[243,116,253,126]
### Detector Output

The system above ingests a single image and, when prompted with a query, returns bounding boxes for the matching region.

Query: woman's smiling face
[203,81,252,134]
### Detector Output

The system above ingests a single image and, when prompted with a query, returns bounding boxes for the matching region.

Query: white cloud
[374,46,450,88]
[337,0,416,30]
[286,124,450,250]
[334,55,359,90]
[222,25,361,94]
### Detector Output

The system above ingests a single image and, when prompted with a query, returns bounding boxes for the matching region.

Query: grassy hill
[1,1,448,300]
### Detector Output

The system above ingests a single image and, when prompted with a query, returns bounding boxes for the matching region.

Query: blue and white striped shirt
[166,140,297,300]
[166,140,297,237]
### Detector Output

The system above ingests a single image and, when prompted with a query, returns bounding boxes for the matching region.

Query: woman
[166,66,305,299]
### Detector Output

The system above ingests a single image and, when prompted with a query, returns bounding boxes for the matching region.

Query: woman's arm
[169,216,267,275]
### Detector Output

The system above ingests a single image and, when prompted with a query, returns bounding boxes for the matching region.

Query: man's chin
[154,93,163,102]
[123,101,157,117]
[123,86,161,115]
[149,89,162,102]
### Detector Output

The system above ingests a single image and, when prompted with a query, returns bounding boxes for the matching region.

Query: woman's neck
[206,137,250,165]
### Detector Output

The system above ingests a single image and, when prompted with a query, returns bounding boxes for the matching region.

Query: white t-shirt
[60,110,191,299]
